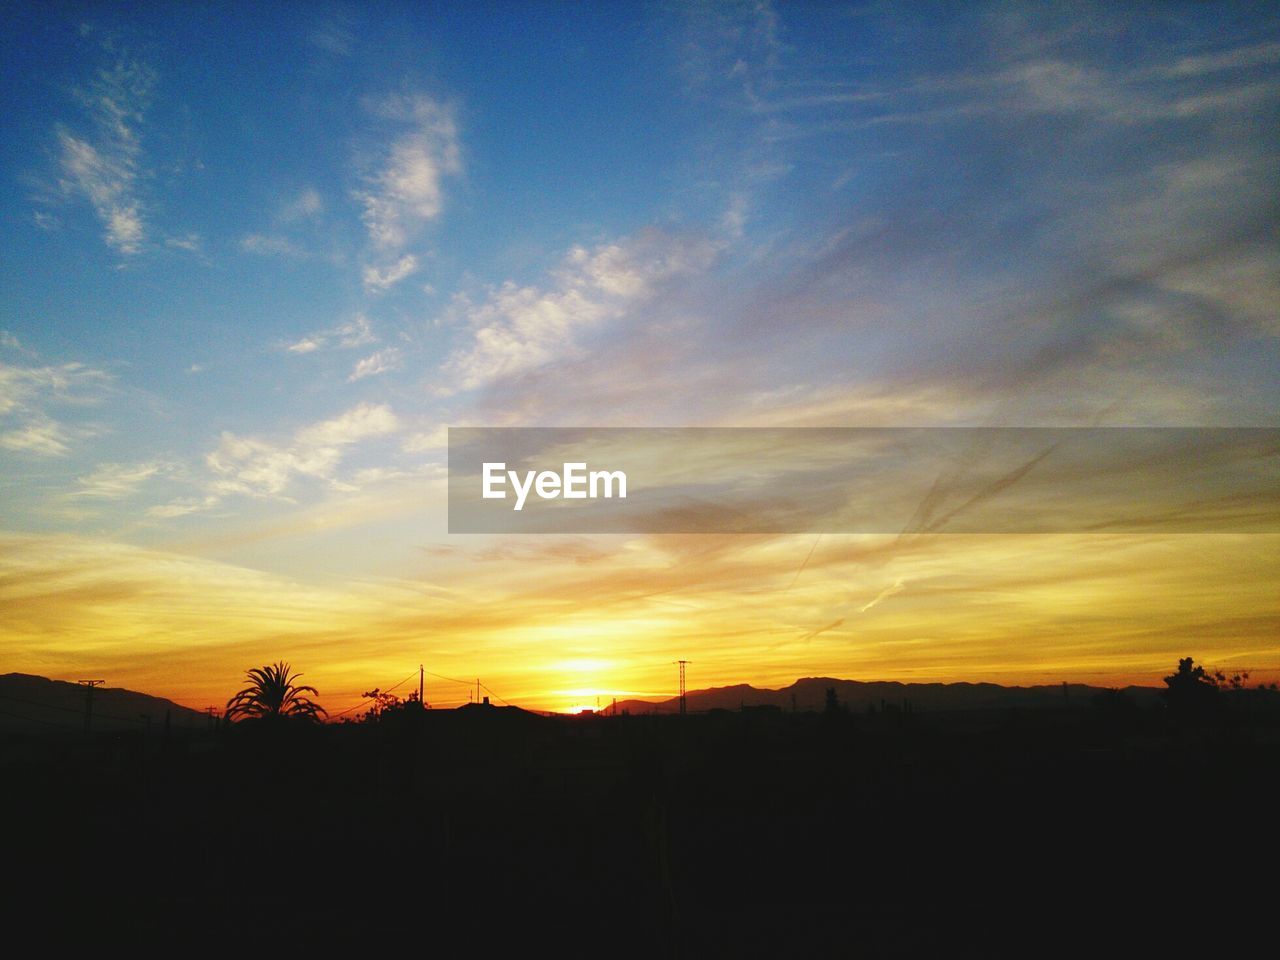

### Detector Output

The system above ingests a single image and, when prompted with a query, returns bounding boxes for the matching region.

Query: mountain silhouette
[611,675,1161,714]
[0,673,208,732]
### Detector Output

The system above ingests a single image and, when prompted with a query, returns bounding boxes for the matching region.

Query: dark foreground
[4,700,1277,954]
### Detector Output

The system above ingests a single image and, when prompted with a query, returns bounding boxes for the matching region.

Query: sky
[1,1,1277,714]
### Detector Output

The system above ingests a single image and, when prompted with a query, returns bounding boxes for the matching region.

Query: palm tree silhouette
[225,661,326,722]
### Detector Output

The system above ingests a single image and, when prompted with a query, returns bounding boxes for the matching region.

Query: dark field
[5,700,1277,954]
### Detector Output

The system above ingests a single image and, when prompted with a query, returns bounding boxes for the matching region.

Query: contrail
[859,578,905,613]
[787,533,823,589]
[797,617,844,643]
[917,441,1060,534]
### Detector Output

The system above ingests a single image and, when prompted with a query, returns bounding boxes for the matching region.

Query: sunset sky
[2,2,1277,714]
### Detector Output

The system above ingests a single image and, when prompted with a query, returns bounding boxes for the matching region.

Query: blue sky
[1,2,1277,709]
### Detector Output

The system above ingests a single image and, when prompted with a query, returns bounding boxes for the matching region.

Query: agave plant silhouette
[226,661,326,722]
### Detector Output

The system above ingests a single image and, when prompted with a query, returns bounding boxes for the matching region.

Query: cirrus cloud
[357,93,461,250]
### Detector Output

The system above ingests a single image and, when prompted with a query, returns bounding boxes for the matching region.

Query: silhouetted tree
[825,686,840,713]
[360,687,401,719]
[226,661,326,723]
[1162,657,1218,717]
[1213,669,1250,691]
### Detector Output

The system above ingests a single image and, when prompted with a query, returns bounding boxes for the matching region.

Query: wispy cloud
[442,231,717,392]
[349,348,401,382]
[284,314,376,354]
[147,496,220,519]
[0,360,113,457]
[165,232,202,252]
[70,460,170,499]
[1168,40,1280,78]
[205,402,400,498]
[362,254,419,291]
[401,425,447,453]
[241,233,307,258]
[280,187,324,221]
[0,418,73,457]
[357,94,461,250]
[309,19,355,58]
[240,188,325,260]
[54,55,156,256]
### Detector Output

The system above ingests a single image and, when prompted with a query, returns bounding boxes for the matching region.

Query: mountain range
[0,673,209,733]
[609,676,1162,715]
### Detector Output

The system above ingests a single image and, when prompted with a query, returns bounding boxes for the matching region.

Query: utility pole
[419,664,424,704]
[77,680,104,735]
[675,661,689,716]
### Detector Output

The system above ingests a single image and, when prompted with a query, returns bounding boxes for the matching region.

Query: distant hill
[611,676,1163,715]
[0,673,209,733]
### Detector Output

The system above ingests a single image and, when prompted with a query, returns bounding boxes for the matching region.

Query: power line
[329,671,418,718]
[382,673,415,695]
[0,706,65,727]
[425,669,474,686]
[329,697,377,719]
[0,693,148,725]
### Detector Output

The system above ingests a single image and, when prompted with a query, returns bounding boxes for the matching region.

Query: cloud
[362,254,419,291]
[284,314,376,354]
[349,348,401,382]
[241,190,324,260]
[357,94,461,250]
[0,360,112,457]
[54,56,156,255]
[241,233,307,258]
[70,460,169,499]
[1167,41,1280,78]
[0,361,112,416]
[147,496,220,519]
[442,231,717,391]
[206,435,338,498]
[672,0,781,110]
[0,418,72,456]
[402,425,447,453]
[295,402,399,446]
[280,187,324,221]
[309,21,355,57]
[336,315,376,347]
[205,402,400,498]
[165,232,202,252]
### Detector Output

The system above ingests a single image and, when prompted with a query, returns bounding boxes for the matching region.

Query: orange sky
[4,527,1276,714]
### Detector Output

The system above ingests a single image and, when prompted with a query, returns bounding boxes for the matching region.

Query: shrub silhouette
[1162,657,1219,717]
[226,661,326,723]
